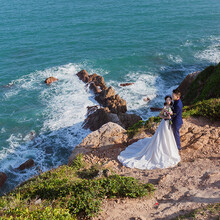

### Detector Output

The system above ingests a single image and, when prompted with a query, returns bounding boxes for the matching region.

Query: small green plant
[127,117,161,138]
[70,153,85,169]
[144,116,161,129]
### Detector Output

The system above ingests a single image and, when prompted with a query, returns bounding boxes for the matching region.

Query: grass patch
[0,155,155,219]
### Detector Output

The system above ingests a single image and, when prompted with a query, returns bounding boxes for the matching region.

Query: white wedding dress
[118,119,181,170]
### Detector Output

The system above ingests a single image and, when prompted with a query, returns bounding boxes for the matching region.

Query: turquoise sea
[1,0,220,194]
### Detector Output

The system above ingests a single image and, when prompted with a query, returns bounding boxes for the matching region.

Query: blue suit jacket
[172,99,183,127]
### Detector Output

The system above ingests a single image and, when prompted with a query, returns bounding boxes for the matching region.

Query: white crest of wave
[195,36,220,63]
[167,54,183,64]
[108,72,165,120]
[39,63,97,131]
[0,63,101,192]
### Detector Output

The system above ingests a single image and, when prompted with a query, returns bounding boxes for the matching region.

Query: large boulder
[69,122,128,165]
[0,172,7,188]
[44,77,58,84]
[89,73,107,90]
[83,108,124,131]
[89,82,102,94]
[118,113,142,129]
[16,159,34,171]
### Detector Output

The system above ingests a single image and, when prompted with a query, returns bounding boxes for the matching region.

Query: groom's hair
[173,88,181,97]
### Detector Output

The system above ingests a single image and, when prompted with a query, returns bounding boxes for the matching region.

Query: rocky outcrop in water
[16,159,34,171]
[76,70,141,130]
[45,77,58,84]
[0,172,7,188]
[120,83,134,87]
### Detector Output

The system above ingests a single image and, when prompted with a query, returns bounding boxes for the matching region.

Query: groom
[170,88,183,150]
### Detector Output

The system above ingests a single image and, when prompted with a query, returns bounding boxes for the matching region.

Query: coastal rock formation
[44,77,58,84]
[16,159,34,171]
[177,71,200,100]
[76,69,90,83]
[69,122,128,165]
[76,70,141,130]
[83,108,141,131]
[83,108,124,131]
[118,113,142,129]
[0,172,7,188]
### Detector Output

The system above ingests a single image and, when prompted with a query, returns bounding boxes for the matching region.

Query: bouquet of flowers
[163,106,173,128]
[163,107,173,117]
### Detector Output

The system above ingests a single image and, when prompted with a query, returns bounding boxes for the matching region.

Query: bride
[118,95,181,170]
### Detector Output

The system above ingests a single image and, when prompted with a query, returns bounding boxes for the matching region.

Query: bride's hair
[164,95,173,106]
[164,95,172,101]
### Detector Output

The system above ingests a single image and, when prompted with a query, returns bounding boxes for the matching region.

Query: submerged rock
[0,172,7,188]
[16,159,34,171]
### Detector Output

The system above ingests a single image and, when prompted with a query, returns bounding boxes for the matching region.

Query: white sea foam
[195,36,220,63]
[167,54,183,64]
[0,63,99,193]
[108,72,166,120]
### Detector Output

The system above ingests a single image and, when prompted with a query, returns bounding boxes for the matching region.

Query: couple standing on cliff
[118,88,183,169]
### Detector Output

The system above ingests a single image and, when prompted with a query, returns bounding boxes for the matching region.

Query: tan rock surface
[68,122,128,165]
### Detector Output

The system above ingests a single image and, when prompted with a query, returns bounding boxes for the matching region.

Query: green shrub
[182,98,220,120]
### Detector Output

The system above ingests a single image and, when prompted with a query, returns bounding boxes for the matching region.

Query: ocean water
[0,0,220,194]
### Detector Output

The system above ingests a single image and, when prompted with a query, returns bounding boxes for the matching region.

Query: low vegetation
[174,203,220,220]
[0,155,155,219]
[182,98,220,121]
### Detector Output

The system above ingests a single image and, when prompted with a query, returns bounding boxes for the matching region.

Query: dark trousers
[172,124,181,150]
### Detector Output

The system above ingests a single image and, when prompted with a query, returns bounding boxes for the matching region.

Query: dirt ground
[89,117,220,220]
